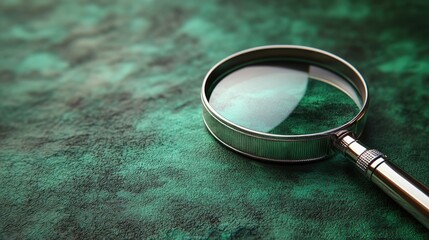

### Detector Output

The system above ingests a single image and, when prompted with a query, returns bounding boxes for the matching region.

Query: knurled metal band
[357,149,384,172]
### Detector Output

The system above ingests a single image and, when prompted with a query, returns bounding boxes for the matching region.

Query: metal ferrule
[336,133,385,175]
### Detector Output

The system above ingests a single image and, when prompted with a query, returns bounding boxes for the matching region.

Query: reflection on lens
[208,62,360,135]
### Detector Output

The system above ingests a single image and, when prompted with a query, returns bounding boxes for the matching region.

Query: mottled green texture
[0,0,428,239]
[269,79,359,135]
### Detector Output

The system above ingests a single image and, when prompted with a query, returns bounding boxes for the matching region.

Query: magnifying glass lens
[209,62,362,135]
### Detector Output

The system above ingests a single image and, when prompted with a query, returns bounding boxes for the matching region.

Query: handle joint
[335,132,386,177]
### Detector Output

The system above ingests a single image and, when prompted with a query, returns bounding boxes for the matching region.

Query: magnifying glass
[201,45,429,228]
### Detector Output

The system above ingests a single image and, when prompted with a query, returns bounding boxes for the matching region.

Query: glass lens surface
[208,62,361,135]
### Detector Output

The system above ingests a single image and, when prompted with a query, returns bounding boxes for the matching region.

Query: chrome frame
[201,45,368,162]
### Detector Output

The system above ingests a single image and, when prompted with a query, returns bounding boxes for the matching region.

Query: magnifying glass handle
[336,133,429,229]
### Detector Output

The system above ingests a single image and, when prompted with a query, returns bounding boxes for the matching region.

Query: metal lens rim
[201,45,369,161]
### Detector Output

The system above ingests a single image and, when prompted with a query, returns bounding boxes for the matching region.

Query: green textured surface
[0,0,428,239]
[268,78,360,135]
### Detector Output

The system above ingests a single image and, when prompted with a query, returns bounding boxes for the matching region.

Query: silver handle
[336,133,429,229]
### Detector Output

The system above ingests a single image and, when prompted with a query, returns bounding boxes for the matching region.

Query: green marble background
[0,0,428,239]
